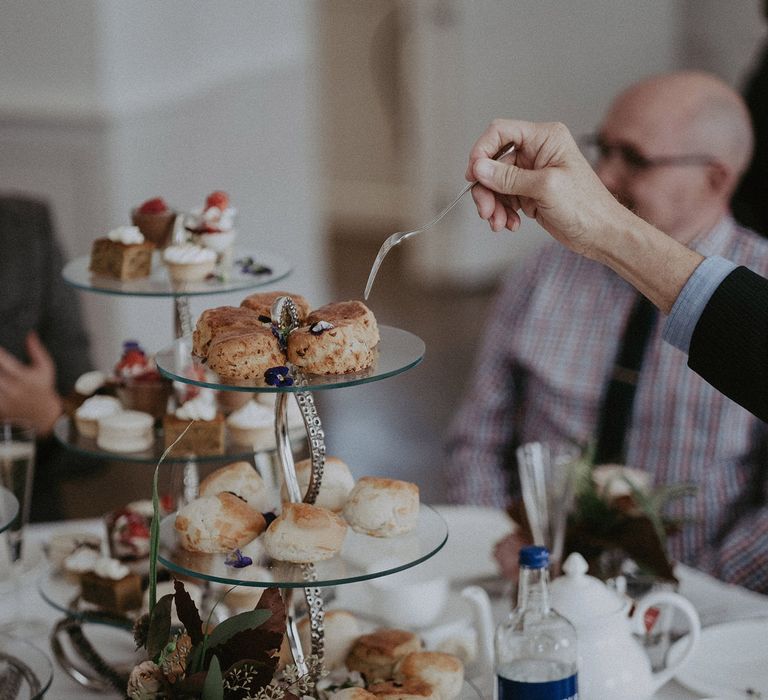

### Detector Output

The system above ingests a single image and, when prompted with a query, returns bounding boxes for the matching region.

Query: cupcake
[74,395,122,439]
[131,196,176,248]
[163,243,217,283]
[226,399,276,450]
[96,410,155,453]
[185,190,237,266]
[113,341,172,422]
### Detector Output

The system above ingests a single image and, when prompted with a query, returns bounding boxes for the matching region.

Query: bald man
[446,72,768,591]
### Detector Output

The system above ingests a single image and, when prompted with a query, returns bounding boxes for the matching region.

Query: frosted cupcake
[74,395,122,439]
[162,243,217,283]
[226,399,276,450]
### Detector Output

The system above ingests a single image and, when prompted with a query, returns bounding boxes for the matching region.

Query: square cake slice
[90,238,154,280]
[163,412,226,456]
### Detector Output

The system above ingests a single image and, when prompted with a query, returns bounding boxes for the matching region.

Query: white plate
[670,618,768,699]
[428,505,512,582]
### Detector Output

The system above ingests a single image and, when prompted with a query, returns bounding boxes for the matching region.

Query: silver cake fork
[363,142,516,299]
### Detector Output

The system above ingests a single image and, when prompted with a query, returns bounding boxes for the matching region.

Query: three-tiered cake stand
[45,249,471,696]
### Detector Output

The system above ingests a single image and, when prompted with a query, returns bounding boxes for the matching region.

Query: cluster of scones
[275,610,464,699]
[192,290,380,377]
[174,458,420,563]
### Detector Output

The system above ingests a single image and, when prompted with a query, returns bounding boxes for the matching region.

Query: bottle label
[497,673,578,700]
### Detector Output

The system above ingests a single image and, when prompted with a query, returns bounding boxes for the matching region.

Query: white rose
[592,464,650,501]
[127,660,162,699]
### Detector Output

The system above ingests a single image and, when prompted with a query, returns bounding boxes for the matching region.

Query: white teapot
[549,553,700,700]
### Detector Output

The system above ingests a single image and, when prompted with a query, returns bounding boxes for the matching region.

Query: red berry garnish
[205,190,229,211]
[138,197,168,214]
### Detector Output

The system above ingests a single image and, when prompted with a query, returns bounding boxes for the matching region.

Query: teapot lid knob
[562,552,589,578]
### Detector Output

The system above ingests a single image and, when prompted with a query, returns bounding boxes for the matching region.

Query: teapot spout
[460,585,495,677]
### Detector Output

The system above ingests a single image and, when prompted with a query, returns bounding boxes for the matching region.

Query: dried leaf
[205,608,272,651]
[254,587,286,637]
[146,593,174,660]
[174,578,204,645]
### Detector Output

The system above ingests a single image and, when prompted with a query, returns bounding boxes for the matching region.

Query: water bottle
[495,545,578,699]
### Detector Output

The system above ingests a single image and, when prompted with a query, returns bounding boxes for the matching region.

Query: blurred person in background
[446,72,768,591]
[0,195,99,521]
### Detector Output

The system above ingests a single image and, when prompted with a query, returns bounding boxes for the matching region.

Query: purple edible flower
[225,548,253,568]
[264,366,293,387]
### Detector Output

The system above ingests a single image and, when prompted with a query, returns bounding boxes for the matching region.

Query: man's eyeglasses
[579,134,718,174]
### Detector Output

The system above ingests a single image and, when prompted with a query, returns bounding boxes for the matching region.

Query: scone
[198,461,272,512]
[327,689,376,700]
[346,629,423,682]
[192,305,263,358]
[366,680,438,699]
[343,477,420,537]
[240,291,311,324]
[263,502,347,563]
[297,609,360,670]
[287,301,380,375]
[281,456,355,512]
[394,652,464,700]
[205,326,284,381]
[175,493,267,553]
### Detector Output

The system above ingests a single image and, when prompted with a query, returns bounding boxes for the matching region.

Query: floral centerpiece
[127,434,325,700]
[564,461,696,581]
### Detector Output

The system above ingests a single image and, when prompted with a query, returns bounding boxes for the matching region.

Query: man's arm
[687,267,768,422]
[466,119,768,420]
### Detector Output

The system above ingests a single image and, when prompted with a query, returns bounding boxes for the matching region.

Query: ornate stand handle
[271,296,327,678]
[50,616,129,693]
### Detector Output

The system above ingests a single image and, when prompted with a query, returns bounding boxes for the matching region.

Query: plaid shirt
[445,215,768,592]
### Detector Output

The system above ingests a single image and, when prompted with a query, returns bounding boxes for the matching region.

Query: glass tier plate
[0,487,19,534]
[52,415,291,464]
[62,249,291,297]
[156,325,425,392]
[159,504,447,588]
[0,636,53,699]
[38,572,137,630]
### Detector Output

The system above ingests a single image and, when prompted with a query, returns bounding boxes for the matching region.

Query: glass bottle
[495,545,578,699]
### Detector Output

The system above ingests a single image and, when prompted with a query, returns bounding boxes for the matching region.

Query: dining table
[4,515,768,699]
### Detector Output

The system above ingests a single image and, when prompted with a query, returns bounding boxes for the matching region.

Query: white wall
[0,1,323,370]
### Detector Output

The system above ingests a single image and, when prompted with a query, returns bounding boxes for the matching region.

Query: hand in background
[0,331,63,436]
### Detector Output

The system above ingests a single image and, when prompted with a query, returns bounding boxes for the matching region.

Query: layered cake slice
[90,226,154,280]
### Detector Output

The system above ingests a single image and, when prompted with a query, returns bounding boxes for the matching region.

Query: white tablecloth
[5,519,768,699]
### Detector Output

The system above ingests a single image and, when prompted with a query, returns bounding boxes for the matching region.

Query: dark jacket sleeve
[688,266,768,422]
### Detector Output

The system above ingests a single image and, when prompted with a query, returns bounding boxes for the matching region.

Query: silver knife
[363,142,516,300]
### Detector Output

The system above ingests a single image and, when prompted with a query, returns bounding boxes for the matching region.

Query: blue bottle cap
[519,545,549,569]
